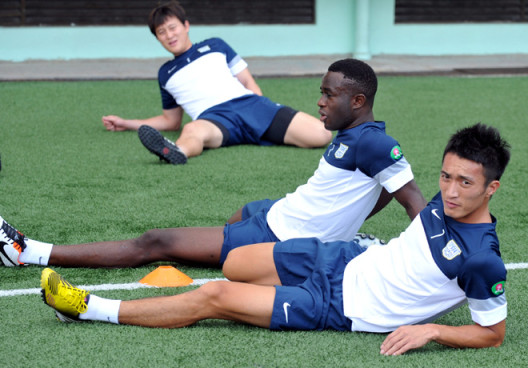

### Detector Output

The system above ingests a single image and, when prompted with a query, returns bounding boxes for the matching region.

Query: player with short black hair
[443,123,510,185]
[102,1,332,164]
[328,58,378,106]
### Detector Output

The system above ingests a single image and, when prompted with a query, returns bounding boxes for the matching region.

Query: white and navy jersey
[158,38,253,120]
[267,122,413,242]
[342,192,507,332]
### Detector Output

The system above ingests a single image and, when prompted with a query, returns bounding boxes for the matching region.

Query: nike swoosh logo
[0,241,16,266]
[283,302,291,324]
[430,229,445,239]
[432,209,441,220]
[168,66,177,74]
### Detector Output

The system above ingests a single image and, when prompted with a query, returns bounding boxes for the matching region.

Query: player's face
[155,16,192,56]
[439,152,500,223]
[317,72,358,131]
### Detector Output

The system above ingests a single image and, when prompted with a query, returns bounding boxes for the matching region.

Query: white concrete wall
[0,0,526,61]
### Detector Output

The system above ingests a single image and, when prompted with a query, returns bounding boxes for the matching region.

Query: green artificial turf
[1,75,527,367]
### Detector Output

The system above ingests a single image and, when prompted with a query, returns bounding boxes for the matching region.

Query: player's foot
[0,216,26,266]
[138,125,187,165]
[41,268,90,323]
[353,233,386,249]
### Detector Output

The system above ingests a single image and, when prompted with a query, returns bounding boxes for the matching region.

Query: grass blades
[1,75,527,367]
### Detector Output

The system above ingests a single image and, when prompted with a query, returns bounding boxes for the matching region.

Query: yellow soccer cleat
[41,268,90,322]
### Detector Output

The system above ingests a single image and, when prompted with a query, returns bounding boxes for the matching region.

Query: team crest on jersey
[390,145,403,160]
[492,281,505,295]
[334,143,349,159]
[442,240,462,260]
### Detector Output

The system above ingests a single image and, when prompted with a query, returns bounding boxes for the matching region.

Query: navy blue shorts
[198,95,297,147]
[241,199,279,220]
[270,238,366,331]
[220,209,280,263]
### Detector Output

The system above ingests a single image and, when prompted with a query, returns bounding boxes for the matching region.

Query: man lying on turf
[1,58,425,269]
[101,1,332,164]
[40,123,510,355]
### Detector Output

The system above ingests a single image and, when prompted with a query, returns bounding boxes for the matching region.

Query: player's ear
[351,93,366,110]
[486,180,500,198]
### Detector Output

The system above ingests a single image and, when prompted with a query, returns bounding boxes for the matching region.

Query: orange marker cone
[139,266,193,287]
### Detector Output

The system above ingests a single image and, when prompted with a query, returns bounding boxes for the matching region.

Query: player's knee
[135,229,175,256]
[198,280,231,306]
[222,249,243,280]
[180,121,203,138]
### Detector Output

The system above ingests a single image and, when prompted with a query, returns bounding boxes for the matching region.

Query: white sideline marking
[0,277,226,298]
[505,262,528,270]
[2,263,528,298]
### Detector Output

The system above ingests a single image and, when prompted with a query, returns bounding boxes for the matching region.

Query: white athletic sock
[79,294,121,324]
[19,239,53,266]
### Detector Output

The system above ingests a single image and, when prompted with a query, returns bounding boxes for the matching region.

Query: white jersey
[158,38,253,120]
[343,193,507,332]
[267,122,413,242]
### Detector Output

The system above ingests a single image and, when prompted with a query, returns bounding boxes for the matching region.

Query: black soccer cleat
[0,216,26,266]
[138,125,187,165]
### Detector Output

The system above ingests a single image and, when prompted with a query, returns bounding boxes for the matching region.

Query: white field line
[2,263,528,298]
[0,277,226,298]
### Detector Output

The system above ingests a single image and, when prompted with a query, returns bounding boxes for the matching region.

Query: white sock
[19,239,53,266]
[79,294,121,324]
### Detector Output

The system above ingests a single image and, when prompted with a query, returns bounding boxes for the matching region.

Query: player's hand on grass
[380,324,436,356]
[102,115,130,131]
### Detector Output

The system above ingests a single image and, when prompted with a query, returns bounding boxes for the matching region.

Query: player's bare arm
[380,320,505,356]
[392,180,427,220]
[365,188,393,220]
[235,68,262,96]
[102,107,183,131]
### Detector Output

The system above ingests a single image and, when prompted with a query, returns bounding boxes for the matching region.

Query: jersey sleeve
[458,252,507,326]
[211,38,248,76]
[157,65,179,110]
[357,133,413,193]
[159,83,179,110]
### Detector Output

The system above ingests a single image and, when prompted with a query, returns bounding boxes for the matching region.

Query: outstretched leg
[41,268,275,329]
[48,226,225,268]
[1,215,225,268]
[119,280,275,328]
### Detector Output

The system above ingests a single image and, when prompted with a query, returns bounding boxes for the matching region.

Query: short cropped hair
[328,58,378,107]
[443,123,511,184]
[148,1,187,36]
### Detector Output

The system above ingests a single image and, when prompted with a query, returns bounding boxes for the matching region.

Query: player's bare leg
[283,111,332,148]
[223,242,281,286]
[48,226,225,268]
[41,269,275,328]
[118,280,275,328]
